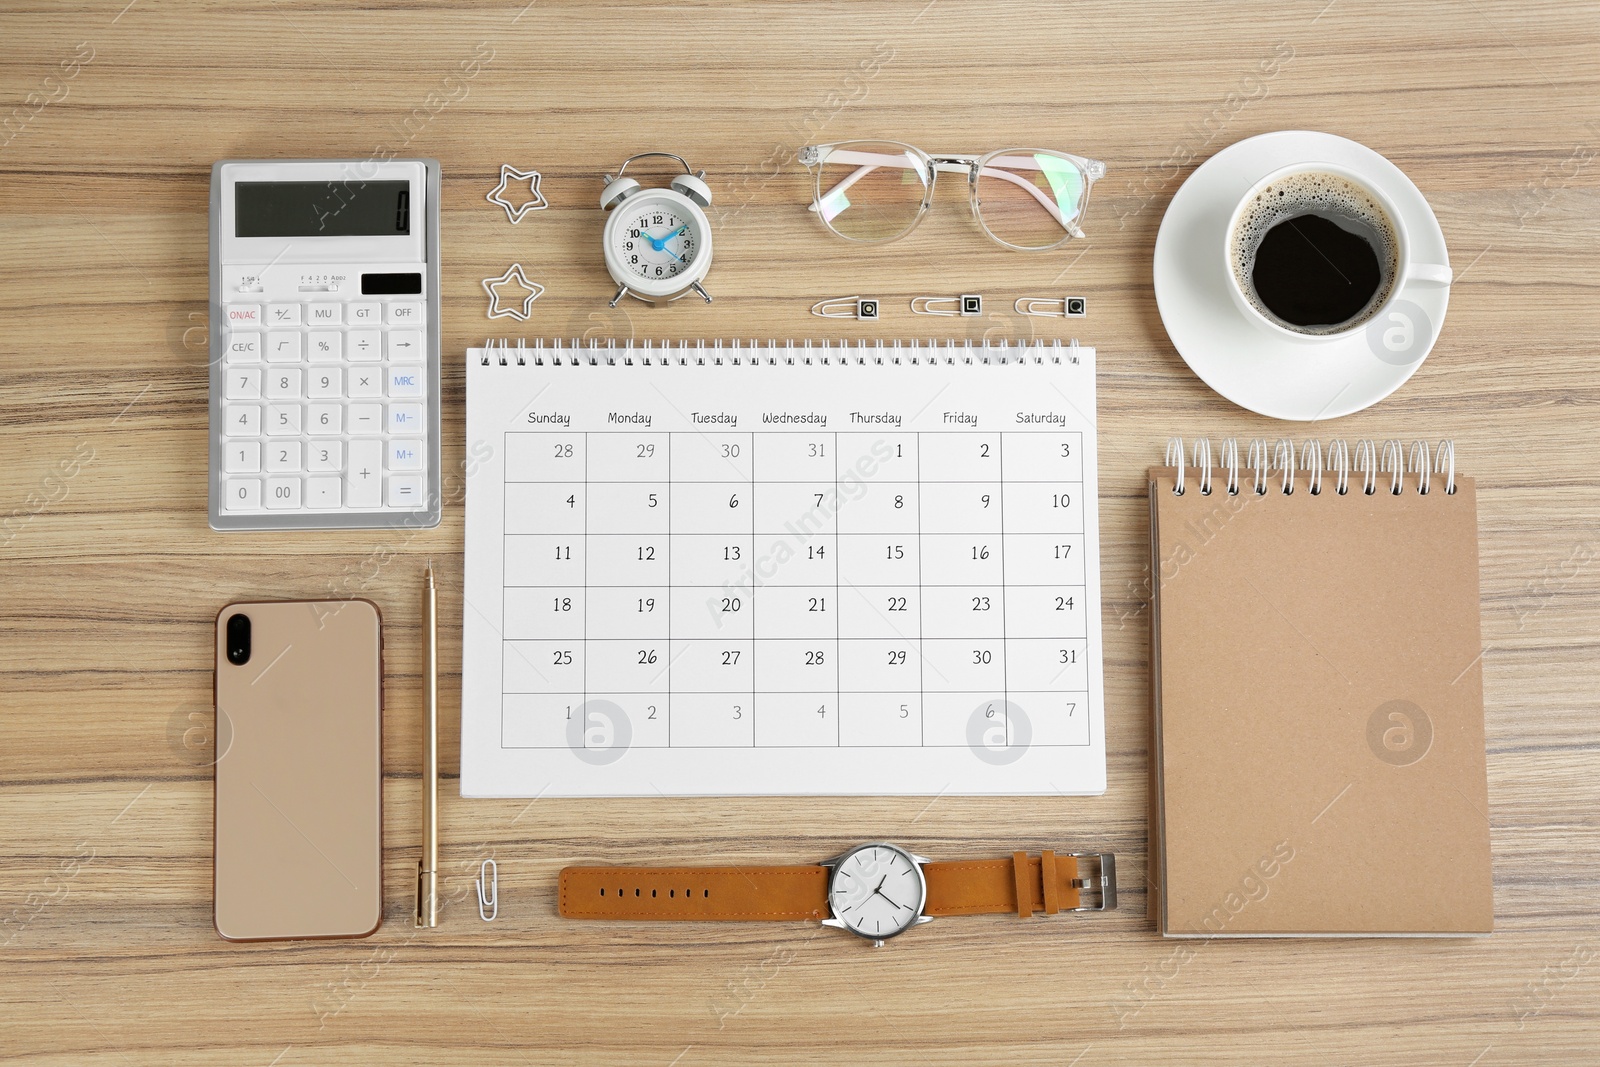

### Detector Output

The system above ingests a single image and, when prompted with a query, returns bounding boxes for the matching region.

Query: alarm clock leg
[691,282,713,304]
[608,284,630,308]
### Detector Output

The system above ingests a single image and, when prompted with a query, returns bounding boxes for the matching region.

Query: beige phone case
[213,599,383,941]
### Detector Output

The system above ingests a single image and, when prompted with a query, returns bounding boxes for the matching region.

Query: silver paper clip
[1015,295,1087,318]
[486,164,549,224]
[482,264,544,322]
[475,858,498,921]
[810,296,879,321]
[911,294,983,317]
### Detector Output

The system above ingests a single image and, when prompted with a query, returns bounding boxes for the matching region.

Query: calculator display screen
[235,181,411,238]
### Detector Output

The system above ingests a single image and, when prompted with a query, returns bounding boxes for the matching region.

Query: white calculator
[209,159,441,531]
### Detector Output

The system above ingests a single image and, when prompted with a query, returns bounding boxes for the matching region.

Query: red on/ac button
[226,304,262,326]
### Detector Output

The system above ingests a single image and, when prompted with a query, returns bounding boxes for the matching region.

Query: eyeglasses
[798,141,1105,251]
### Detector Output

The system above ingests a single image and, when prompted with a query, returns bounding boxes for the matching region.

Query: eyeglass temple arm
[809,152,1074,230]
[809,163,881,209]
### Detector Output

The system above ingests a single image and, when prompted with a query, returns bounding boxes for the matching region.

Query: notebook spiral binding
[1164,437,1456,497]
[475,336,1083,367]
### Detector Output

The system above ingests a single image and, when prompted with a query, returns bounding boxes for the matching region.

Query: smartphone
[213,599,383,941]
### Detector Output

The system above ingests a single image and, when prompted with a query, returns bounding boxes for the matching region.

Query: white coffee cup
[1223,162,1452,344]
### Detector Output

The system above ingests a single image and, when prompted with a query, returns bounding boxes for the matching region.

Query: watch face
[613,197,701,284]
[827,844,926,940]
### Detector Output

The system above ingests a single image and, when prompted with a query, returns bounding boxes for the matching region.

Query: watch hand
[663,246,683,263]
[867,880,911,912]
[637,227,666,251]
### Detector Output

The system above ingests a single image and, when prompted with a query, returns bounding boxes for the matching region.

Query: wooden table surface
[3,1,1598,1063]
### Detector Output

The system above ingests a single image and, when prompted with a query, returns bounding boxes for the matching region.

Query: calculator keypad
[219,288,429,516]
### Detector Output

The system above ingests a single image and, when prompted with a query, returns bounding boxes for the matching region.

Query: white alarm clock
[599,152,713,307]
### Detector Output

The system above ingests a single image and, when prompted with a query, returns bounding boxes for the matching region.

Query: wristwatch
[559,843,1115,946]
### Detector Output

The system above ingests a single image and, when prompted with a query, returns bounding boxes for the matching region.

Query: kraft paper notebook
[1148,438,1492,937]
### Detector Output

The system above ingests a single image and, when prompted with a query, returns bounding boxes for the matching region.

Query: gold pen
[415,563,438,927]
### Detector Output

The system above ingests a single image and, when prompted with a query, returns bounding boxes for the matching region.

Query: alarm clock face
[608,193,709,292]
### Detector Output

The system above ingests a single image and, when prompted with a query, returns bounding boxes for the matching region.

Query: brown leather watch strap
[923,850,1090,917]
[560,851,1113,922]
[559,865,828,921]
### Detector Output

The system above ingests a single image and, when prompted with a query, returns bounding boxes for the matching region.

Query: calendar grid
[915,433,925,746]
[997,431,1009,741]
[664,432,672,747]
[748,433,756,747]
[582,436,588,726]
[831,432,841,745]
[498,430,1090,752]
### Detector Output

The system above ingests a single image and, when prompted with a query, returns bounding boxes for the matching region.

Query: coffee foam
[1230,171,1400,333]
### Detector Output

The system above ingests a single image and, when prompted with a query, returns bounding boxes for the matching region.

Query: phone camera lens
[225,613,251,666]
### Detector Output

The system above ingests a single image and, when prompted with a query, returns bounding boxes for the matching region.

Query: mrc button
[388,368,424,397]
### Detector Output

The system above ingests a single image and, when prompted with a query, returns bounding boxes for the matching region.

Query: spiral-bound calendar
[461,339,1105,797]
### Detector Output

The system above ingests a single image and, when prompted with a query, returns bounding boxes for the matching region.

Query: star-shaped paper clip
[486,164,549,224]
[482,263,544,322]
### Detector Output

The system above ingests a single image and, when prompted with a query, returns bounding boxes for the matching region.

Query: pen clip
[414,861,437,928]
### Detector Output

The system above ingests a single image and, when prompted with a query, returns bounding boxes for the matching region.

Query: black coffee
[1231,172,1399,335]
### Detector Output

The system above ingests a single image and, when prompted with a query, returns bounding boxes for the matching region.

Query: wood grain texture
[2,0,1598,1062]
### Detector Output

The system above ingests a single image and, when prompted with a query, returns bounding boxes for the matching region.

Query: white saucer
[1153,131,1451,421]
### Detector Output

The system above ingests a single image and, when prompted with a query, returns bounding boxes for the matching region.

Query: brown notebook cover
[1148,448,1492,936]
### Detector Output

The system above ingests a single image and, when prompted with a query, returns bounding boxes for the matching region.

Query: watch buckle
[1065,852,1117,911]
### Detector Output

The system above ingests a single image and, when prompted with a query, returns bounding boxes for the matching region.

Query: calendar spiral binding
[1163,437,1456,497]
[473,336,1084,367]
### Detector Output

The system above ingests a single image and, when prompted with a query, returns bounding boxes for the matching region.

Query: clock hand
[867,879,911,912]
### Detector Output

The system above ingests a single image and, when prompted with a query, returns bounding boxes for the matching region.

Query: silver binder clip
[810,296,879,321]
[1014,295,1086,318]
[486,164,549,223]
[476,858,498,921]
[910,294,983,316]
